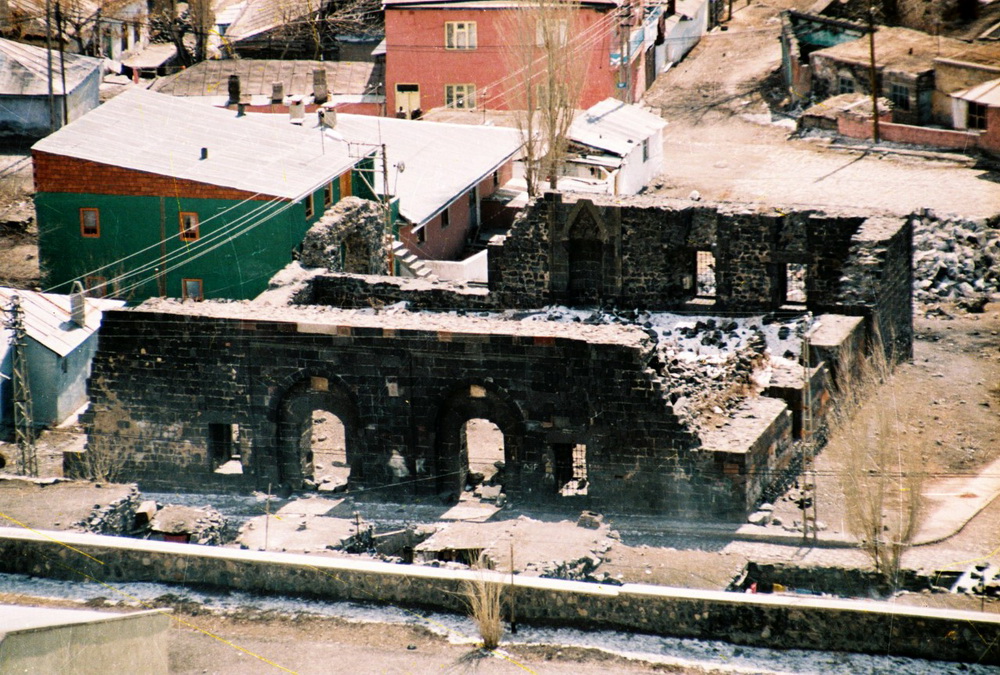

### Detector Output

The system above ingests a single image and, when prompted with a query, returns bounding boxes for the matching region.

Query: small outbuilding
[561,98,667,196]
[0,38,102,138]
[0,286,124,431]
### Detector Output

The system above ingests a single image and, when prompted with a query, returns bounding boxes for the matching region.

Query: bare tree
[501,0,587,197]
[828,328,926,589]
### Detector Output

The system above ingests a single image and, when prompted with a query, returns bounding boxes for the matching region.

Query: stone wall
[1,528,996,665]
[300,197,389,276]
[86,303,731,516]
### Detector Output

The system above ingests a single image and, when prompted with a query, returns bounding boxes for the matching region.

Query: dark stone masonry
[84,194,913,519]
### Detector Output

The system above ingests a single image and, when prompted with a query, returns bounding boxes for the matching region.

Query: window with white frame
[445,83,476,109]
[445,21,477,49]
[535,19,568,47]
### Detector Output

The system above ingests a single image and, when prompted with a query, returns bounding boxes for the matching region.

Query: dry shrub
[462,573,505,651]
[828,327,925,588]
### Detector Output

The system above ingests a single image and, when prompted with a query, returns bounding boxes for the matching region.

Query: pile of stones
[912,212,1000,305]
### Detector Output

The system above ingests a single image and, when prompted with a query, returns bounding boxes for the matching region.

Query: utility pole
[45,0,55,133]
[866,5,880,144]
[5,295,38,476]
[55,1,68,126]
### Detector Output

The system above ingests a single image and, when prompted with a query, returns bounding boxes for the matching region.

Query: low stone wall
[1,528,996,665]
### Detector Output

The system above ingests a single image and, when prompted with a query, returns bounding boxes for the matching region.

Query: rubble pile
[78,485,142,535]
[148,504,230,545]
[912,212,1000,304]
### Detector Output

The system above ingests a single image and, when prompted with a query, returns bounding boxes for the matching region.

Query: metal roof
[0,286,124,358]
[326,114,523,226]
[32,87,358,200]
[567,98,667,157]
[0,38,102,97]
[224,0,316,42]
[151,59,382,99]
[952,78,1000,107]
[384,0,619,7]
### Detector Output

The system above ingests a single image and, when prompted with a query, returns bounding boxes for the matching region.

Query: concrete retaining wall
[0,527,996,665]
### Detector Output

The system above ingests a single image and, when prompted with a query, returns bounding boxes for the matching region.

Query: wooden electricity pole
[866,5,880,144]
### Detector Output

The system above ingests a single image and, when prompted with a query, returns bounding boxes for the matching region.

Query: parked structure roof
[567,98,667,157]
[151,59,383,101]
[324,114,523,226]
[0,38,102,96]
[32,88,357,200]
[0,287,124,358]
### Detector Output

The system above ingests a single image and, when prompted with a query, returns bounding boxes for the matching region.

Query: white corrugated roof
[952,78,1000,107]
[0,287,124,358]
[322,114,523,226]
[567,98,667,157]
[32,88,357,200]
[0,38,102,97]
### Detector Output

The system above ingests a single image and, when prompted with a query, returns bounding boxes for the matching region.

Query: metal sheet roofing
[224,0,315,42]
[151,59,382,99]
[0,38,103,97]
[953,78,1000,107]
[32,87,358,200]
[567,98,667,157]
[324,114,523,226]
[0,286,124,358]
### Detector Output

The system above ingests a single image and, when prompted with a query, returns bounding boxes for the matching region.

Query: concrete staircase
[391,240,435,280]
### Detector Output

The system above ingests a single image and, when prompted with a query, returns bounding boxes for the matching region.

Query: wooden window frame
[80,208,100,238]
[323,181,334,208]
[890,83,910,111]
[445,21,477,50]
[968,102,987,131]
[179,212,200,241]
[445,83,476,109]
[440,207,451,229]
[182,278,204,301]
[305,192,315,219]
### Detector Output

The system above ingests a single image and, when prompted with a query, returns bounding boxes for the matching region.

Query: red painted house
[384,0,663,115]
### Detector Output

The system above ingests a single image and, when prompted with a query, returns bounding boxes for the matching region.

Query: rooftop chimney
[228,74,241,106]
[289,97,305,124]
[313,69,328,105]
[318,107,336,128]
[70,280,86,327]
[271,81,284,104]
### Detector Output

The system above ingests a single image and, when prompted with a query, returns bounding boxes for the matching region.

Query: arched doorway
[464,418,505,484]
[342,232,370,274]
[276,376,360,489]
[434,384,523,501]
[567,209,603,304]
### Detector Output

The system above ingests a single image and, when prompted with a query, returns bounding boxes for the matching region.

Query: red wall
[837,113,988,153]
[399,159,514,260]
[386,6,620,113]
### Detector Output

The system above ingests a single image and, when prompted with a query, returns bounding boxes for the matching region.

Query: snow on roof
[568,98,667,158]
[325,114,523,226]
[0,287,124,358]
[0,38,102,97]
[952,78,1000,107]
[32,88,357,200]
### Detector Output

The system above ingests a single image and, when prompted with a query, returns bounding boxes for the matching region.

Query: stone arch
[550,198,621,303]
[433,382,525,501]
[274,374,362,489]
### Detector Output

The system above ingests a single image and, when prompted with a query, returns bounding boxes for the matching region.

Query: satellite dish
[397,161,406,173]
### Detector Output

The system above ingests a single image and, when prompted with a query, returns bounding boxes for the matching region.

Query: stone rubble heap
[912,212,1000,304]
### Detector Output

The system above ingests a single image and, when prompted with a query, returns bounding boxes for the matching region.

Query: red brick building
[384,0,659,115]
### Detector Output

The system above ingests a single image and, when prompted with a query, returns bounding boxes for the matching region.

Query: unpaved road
[644,1,1000,218]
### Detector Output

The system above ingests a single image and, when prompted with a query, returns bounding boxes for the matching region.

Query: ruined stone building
[82,193,913,519]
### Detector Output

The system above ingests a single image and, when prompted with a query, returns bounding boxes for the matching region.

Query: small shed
[0,286,124,430]
[0,38,102,138]
[562,98,667,195]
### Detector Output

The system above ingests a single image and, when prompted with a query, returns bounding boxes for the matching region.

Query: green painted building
[33,88,376,303]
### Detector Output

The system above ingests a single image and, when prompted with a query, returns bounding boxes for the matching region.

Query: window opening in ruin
[696,250,716,297]
[552,443,588,496]
[311,409,349,486]
[890,83,910,111]
[463,418,504,492]
[786,263,807,304]
[209,423,242,474]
